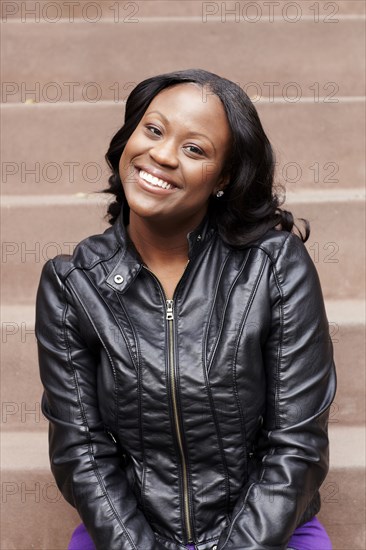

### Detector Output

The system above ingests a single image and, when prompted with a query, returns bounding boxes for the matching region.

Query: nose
[149,138,179,168]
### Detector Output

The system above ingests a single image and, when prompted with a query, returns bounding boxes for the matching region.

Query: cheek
[119,133,146,172]
[196,163,223,192]
[119,146,133,181]
[118,155,125,181]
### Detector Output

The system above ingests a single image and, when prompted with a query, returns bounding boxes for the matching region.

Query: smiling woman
[114,82,232,298]
[119,85,231,228]
[36,69,336,550]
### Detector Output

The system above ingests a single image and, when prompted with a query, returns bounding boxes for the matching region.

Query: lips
[139,169,176,190]
[135,165,179,191]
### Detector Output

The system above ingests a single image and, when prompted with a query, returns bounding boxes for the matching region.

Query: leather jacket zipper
[166,299,193,544]
[142,265,194,543]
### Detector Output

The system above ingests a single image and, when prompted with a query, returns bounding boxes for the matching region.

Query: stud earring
[216,190,224,198]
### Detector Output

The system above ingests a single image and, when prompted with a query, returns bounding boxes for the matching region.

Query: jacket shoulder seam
[245,230,292,266]
[53,242,122,281]
[270,260,285,429]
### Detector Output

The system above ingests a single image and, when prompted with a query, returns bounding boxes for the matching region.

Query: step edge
[3,14,366,24]
[1,425,365,470]
[1,189,365,208]
[1,96,366,108]
[1,300,366,325]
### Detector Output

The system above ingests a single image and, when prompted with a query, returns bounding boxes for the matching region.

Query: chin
[128,201,167,220]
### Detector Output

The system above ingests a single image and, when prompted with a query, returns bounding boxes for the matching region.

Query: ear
[213,173,230,196]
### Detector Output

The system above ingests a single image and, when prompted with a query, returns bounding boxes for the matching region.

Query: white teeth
[139,170,174,190]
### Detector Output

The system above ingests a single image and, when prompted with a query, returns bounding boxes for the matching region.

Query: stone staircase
[1,1,365,548]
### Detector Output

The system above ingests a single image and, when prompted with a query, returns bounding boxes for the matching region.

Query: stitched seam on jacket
[202,248,233,517]
[247,232,289,265]
[115,293,141,373]
[100,263,151,524]
[60,243,121,279]
[219,481,257,549]
[133,270,174,528]
[116,292,150,522]
[65,276,138,550]
[104,259,148,514]
[271,262,285,430]
[256,232,291,431]
[232,253,268,470]
[212,236,293,548]
[204,250,231,372]
[220,454,277,550]
[270,232,292,430]
[80,268,139,374]
[135,315,149,522]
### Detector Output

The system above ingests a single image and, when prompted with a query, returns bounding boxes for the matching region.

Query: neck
[127,212,205,267]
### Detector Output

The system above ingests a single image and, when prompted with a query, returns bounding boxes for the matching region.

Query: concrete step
[324,300,366,427]
[1,299,364,431]
[1,431,80,549]
[2,100,365,195]
[1,189,365,305]
[2,0,365,21]
[1,194,110,306]
[2,16,365,101]
[1,305,47,432]
[317,426,366,550]
[1,426,364,549]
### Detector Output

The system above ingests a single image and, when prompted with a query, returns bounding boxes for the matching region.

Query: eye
[145,125,162,137]
[185,144,205,156]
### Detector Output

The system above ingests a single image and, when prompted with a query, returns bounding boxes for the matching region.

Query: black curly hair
[102,69,309,247]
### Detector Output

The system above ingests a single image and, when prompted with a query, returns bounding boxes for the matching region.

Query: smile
[139,169,176,190]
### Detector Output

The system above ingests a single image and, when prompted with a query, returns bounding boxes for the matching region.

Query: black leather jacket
[36,214,336,550]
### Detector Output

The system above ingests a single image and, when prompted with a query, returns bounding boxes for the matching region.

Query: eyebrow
[145,110,216,154]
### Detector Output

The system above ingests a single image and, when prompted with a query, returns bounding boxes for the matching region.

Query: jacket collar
[105,212,216,293]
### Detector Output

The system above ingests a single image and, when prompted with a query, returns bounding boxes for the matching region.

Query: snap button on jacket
[35,215,336,550]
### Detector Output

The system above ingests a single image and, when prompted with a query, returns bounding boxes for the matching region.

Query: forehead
[144,83,231,139]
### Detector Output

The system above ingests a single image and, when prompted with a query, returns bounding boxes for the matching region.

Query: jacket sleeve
[35,259,164,550]
[217,232,337,550]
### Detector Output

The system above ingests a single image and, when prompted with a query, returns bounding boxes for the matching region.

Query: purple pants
[68,516,332,549]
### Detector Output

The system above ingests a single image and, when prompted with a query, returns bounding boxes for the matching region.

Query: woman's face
[119,83,232,227]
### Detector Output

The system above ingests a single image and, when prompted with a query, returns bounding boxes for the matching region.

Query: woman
[36,69,336,550]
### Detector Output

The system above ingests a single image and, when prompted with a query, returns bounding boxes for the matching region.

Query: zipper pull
[166,300,174,321]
